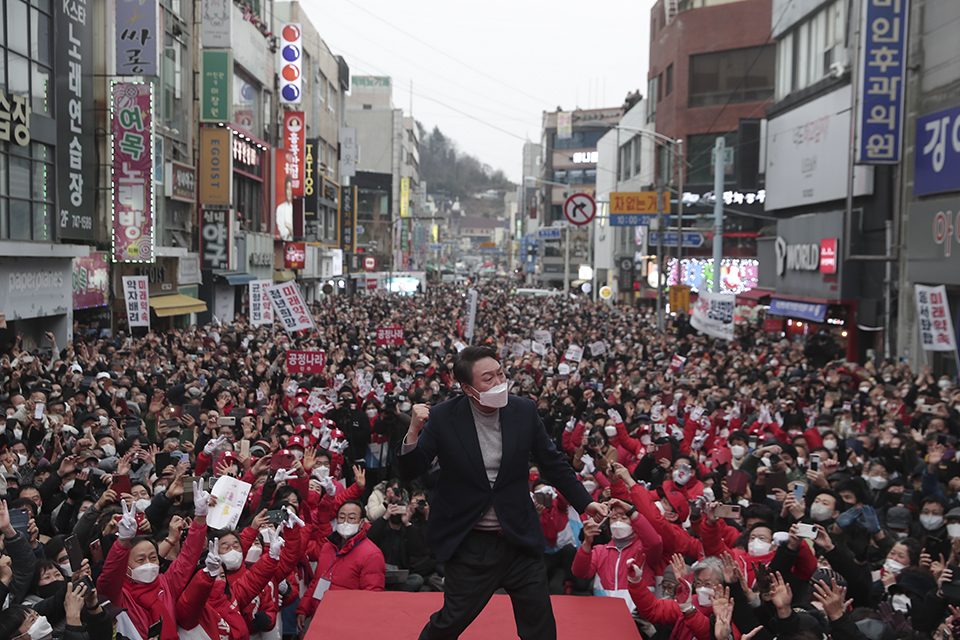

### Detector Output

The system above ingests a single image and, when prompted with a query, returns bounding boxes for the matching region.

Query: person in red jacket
[661,452,706,502]
[97,483,212,640]
[295,500,385,633]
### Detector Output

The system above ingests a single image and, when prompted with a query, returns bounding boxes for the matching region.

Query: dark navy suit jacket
[397,394,593,562]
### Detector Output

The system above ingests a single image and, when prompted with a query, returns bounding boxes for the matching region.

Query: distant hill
[418,122,515,199]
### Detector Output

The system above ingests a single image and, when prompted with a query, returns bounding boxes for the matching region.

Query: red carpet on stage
[306,591,641,639]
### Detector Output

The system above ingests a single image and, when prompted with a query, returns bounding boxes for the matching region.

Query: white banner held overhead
[533,329,552,345]
[248,279,273,326]
[589,340,607,356]
[915,284,957,352]
[121,276,150,328]
[464,288,479,342]
[690,289,736,341]
[266,281,315,334]
[564,345,584,363]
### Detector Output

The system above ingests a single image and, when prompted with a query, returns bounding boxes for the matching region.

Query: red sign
[376,326,404,346]
[363,256,377,271]
[283,111,305,196]
[670,354,686,373]
[284,242,306,269]
[366,276,378,290]
[764,318,784,333]
[286,350,326,374]
[819,238,837,274]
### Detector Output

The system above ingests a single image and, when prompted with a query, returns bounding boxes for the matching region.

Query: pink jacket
[572,512,662,593]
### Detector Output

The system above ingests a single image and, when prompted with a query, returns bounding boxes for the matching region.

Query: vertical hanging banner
[56,0,95,240]
[340,183,355,253]
[198,127,231,205]
[111,82,155,263]
[266,281,315,333]
[73,253,109,309]
[691,289,736,341]
[200,50,232,123]
[115,0,158,75]
[248,279,273,326]
[856,0,909,163]
[121,276,151,328]
[400,177,410,218]
[200,0,232,48]
[464,288,479,341]
[283,111,305,195]
[915,284,957,352]
[303,138,318,235]
[278,24,302,104]
[557,111,573,140]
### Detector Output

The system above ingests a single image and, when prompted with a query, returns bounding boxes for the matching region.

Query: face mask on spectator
[697,587,714,607]
[37,580,64,599]
[134,498,151,512]
[14,428,23,441]
[609,521,633,540]
[731,445,746,459]
[823,439,837,451]
[221,549,243,571]
[604,425,617,437]
[863,475,888,490]
[365,409,378,419]
[313,465,330,480]
[947,523,960,539]
[337,521,360,538]
[920,514,943,530]
[17,453,27,466]
[62,480,75,493]
[399,402,412,412]
[583,480,598,493]
[939,379,952,390]
[59,561,73,578]
[748,538,772,556]
[102,444,116,457]
[129,563,160,584]
[883,558,906,576]
[640,434,652,445]
[810,503,834,522]
[246,546,262,564]
[469,381,509,408]
[291,450,304,462]
[22,615,53,640]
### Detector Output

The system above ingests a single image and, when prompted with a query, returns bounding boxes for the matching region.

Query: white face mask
[62,480,75,493]
[134,498,151,512]
[947,523,960,539]
[399,402,412,412]
[221,549,243,571]
[313,465,330,480]
[609,521,633,540]
[748,538,773,556]
[920,514,944,531]
[582,480,598,493]
[810,503,834,522]
[730,445,746,459]
[291,450,304,462]
[640,434,652,446]
[24,615,53,640]
[864,475,888,490]
[101,444,116,458]
[13,428,23,441]
[883,558,906,576]
[697,586,715,607]
[129,563,160,584]
[59,562,73,578]
[245,546,263,564]
[337,521,360,538]
[823,439,838,451]
[604,425,618,438]
[471,381,509,409]
[654,501,666,515]
[365,409,378,419]
[17,453,27,466]
[890,593,911,613]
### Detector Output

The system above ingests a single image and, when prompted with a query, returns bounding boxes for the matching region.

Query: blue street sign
[537,228,562,239]
[609,214,672,227]
[648,232,705,248]
[428,244,443,251]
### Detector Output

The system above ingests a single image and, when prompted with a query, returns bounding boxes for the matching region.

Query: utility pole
[712,137,725,293]
[656,184,665,332]
[563,224,570,294]
[676,139,684,262]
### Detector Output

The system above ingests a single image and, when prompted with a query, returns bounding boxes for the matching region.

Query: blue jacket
[397,394,593,562]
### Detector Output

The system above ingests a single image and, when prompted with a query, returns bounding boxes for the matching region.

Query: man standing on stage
[399,346,608,639]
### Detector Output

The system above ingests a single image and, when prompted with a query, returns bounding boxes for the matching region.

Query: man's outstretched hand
[584,501,609,523]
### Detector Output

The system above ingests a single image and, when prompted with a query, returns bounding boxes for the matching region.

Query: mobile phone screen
[64,535,84,572]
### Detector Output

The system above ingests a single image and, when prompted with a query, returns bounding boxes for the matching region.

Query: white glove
[626,558,644,585]
[274,469,295,484]
[204,434,228,456]
[318,475,336,497]
[278,579,290,596]
[651,404,663,422]
[758,405,772,424]
[193,481,212,517]
[330,439,348,455]
[580,453,596,475]
[319,428,333,450]
[564,417,577,433]
[262,526,284,560]
[205,539,221,576]
[607,409,623,424]
[690,406,705,422]
[117,499,139,541]
[774,411,784,428]
[691,431,708,451]
[284,509,305,529]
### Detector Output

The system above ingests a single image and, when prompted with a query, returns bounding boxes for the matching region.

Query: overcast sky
[303,0,655,185]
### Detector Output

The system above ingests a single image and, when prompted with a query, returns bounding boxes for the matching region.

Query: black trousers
[418,529,556,640]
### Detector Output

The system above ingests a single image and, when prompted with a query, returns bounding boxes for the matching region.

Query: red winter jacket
[700,517,817,587]
[295,526,385,618]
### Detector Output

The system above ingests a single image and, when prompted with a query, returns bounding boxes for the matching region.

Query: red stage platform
[306,591,641,639]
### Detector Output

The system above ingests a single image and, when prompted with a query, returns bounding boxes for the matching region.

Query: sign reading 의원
[286,350,326,374]
[376,326,404,346]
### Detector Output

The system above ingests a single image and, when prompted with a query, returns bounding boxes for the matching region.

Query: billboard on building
[199,127,232,205]
[275,149,297,241]
[283,111,305,196]
[278,24,302,104]
[200,0,232,48]
[200,50,232,123]
[115,0,158,75]
[111,82,155,263]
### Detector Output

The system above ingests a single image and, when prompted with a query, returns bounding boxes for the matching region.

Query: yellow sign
[610,191,670,215]
[599,286,613,300]
[480,242,496,248]
[669,285,691,314]
[400,177,410,217]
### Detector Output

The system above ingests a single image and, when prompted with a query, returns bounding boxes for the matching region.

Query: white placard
[531,340,545,355]
[248,279,273,326]
[509,342,526,357]
[915,284,957,352]
[564,345,584,363]
[534,329,552,345]
[207,475,252,530]
[690,289,736,341]
[266,281,315,334]
[589,340,607,356]
[464,289,479,341]
[121,276,150,328]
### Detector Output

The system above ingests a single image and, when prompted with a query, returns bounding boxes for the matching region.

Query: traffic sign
[363,256,377,271]
[599,286,613,300]
[610,191,670,215]
[648,232,705,248]
[609,214,672,227]
[538,228,562,240]
[563,192,596,226]
[428,244,443,251]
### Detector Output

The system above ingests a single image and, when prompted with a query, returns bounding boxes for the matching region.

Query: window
[163,22,184,136]
[318,71,327,104]
[658,72,663,102]
[632,137,642,176]
[776,0,846,99]
[618,136,644,182]
[666,64,674,96]
[328,82,337,114]
[2,0,53,118]
[647,76,658,120]
[551,130,605,150]
[0,141,54,240]
[618,144,630,182]
[688,45,775,108]
[686,132,737,185]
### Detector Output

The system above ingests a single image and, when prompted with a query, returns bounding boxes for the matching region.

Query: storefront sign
[0,259,71,320]
[200,0,232,48]
[167,161,196,202]
[764,318,784,333]
[72,253,109,309]
[286,350,326,374]
[340,127,357,178]
[691,290,736,341]
[248,279,273,326]
[765,86,873,211]
[610,191,670,215]
[820,239,838,274]
[400,177,410,218]
[376,327,404,346]
[0,90,30,147]
[121,275,150,328]
[759,210,851,299]
[341,184,356,253]
[56,0,95,240]
[284,242,305,269]
[906,198,960,286]
[283,111,305,195]
[278,24,302,104]
[915,284,956,352]
[303,138,318,226]
[201,209,230,270]
[231,130,263,178]
[266,281,314,333]
[669,285,691,314]
[275,149,296,241]
[768,298,827,323]
[201,50,232,123]
[914,104,960,196]
[856,0,908,163]
[115,0,158,75]
[775,237,820,275]
[111,82,155,263]
[199,127,231,205]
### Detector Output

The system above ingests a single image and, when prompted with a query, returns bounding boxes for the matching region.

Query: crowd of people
[0,280,958,640]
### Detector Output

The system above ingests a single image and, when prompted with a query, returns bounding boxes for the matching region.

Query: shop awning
[274,269,296,283]
[216,271,257,286]
[737,288,774,301]
[149,294,208,317]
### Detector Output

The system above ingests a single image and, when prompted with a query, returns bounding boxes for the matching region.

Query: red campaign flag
[286,350,326,374]
[376,326,405,346]
[670,354,686,373]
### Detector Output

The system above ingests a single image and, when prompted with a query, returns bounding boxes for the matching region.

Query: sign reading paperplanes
[278,24,302,104]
